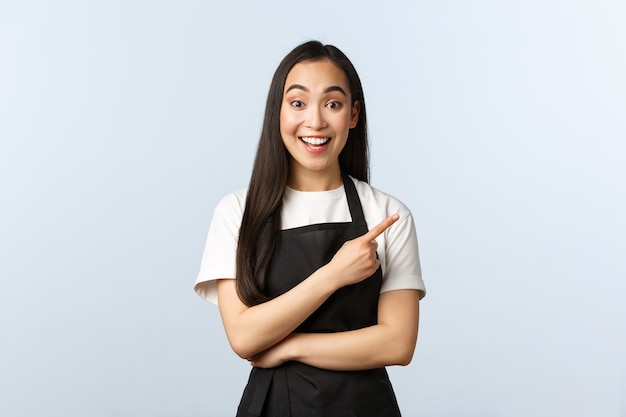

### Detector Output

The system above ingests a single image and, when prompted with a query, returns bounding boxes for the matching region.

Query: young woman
[195,40,426,417]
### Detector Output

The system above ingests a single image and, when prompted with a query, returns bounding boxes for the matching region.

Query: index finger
[362,214,400,241]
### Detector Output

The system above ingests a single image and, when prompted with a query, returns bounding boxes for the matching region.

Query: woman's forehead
[284,59,350,94]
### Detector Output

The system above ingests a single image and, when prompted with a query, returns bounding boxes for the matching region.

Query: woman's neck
[287,165,343,191]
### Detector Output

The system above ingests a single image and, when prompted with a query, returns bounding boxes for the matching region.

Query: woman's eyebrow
[285,84,308,93]
[285,84,347,96]
[324,86,347,96]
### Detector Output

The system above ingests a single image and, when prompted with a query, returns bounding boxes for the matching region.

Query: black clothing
[236,174,402,417]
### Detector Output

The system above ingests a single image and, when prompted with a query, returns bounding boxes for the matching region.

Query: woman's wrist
[312,263,343,294]
[283,333,304,363]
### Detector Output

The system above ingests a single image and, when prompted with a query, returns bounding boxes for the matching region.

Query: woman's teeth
[300,137,329,146]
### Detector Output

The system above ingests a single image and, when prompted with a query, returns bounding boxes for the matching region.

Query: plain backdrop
[1,1,624,416]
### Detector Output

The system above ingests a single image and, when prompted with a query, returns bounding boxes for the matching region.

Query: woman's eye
[290,100,304,108]
[326,101,341,109]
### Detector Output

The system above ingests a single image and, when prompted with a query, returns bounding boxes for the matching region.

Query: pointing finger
[362,214,399,241]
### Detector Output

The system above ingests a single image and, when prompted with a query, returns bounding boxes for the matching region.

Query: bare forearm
[218,266,338,359]
[250,290,421,371]
[288,325,416,370]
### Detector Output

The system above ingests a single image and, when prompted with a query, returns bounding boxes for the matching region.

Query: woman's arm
[217,215,400,360]
[249,289,421,370]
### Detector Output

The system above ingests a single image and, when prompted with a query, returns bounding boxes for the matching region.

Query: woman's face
[280,58,360,189]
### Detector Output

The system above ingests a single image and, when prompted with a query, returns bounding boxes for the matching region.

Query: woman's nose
[304,106,328,130]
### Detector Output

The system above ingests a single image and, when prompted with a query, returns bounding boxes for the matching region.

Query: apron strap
[341,173,367,231]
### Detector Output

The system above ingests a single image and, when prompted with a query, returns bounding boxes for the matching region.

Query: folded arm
[217,215,400,360]
[217,268,336,360]
[249,289,421,370]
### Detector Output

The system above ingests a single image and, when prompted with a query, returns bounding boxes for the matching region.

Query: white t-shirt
[194,176,425,304]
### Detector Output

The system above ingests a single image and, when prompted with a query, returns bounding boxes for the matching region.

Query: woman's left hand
[249,335,297,368]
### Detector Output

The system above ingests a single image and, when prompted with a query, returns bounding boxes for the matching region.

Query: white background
[1,1,624,416]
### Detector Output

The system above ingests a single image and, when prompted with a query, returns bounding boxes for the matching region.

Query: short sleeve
[194,192,245,304]
[380,211,426,299]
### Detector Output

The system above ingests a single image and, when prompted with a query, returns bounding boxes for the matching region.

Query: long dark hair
[236,40,369,306]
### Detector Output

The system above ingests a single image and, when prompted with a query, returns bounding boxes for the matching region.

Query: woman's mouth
[300,136,330,146]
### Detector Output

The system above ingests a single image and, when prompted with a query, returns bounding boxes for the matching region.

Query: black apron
[236,174,402,417]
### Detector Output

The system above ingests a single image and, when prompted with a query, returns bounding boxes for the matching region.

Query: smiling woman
[280,60,361,191]
[194,40,425,417]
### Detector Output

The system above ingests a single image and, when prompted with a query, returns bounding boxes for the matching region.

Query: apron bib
[236,174,402,417]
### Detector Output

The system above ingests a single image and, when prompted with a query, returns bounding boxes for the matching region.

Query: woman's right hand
[326,214,399,288]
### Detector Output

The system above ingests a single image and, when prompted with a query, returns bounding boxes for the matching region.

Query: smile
[300,136,330,146]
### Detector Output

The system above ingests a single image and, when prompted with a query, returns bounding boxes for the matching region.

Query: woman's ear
[349,101,361,128]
